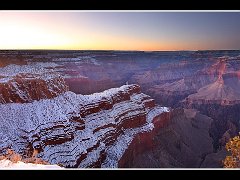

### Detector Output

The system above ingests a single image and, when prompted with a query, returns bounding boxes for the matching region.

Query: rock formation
[119,108,214,168]
[0,83,169,168]
[1,50,240,168]
[0,74,68,103]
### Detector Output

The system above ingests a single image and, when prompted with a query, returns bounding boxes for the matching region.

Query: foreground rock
[0,84,169,168]
[0,159,62,169]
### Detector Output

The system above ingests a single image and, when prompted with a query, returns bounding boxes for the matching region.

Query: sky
[0,11,240,51]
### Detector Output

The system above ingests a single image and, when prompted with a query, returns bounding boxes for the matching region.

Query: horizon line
[0,49,239,52]
[1,10,240,12]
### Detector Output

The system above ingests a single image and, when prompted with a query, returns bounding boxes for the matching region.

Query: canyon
[0,50,240,168]
[0,80,170,167]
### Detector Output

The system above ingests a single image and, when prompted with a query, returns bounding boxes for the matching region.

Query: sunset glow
[0,11,240,51]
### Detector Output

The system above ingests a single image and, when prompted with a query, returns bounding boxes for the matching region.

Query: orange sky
[0,11,239,51]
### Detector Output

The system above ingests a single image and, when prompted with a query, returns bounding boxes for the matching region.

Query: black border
[0,0,239,10]
[1,169,239,179]
[0,1,239,179]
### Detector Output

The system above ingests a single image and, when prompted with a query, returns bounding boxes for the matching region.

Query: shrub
[223,133,240,168]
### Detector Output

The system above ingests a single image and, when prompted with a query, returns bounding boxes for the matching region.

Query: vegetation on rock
[223,133,240,168]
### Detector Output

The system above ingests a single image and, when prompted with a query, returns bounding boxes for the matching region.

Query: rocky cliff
[0,74,68,103]
[1,50,240,168]
[0,63,68,103]
[0,84,169,168]
[119,108,214,168]
[182,59,240,150]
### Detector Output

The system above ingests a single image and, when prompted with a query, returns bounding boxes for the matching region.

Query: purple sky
[0,11,239,50]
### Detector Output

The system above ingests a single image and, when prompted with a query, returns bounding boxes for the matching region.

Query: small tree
[223,133,240,168]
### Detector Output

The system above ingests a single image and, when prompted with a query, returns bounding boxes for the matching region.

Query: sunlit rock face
[0,83,169,168]
[181,58,240,150]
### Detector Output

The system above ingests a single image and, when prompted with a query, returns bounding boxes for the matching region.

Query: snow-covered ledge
[0,159,63,169]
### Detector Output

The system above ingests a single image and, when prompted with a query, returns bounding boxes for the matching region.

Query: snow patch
[0,159,62,169]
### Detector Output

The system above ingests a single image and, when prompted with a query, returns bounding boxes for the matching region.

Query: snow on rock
[52,56,100,65]
[0,63,60,80]
[0,159,62,169]
[0,63,69,103]
[0,84,169,168]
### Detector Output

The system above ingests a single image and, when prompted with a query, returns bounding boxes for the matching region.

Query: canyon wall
[0,74,68,103]
[1,50,240,168]
[0,82,169,168]
[119,108,214,168]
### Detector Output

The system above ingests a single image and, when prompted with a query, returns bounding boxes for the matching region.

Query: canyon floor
[0,50,239,168]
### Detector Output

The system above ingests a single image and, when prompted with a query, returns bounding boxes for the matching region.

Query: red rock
[119,108,214,168]
[0,75,68,103]
[0,82,170,168]
[118,111,171,167]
